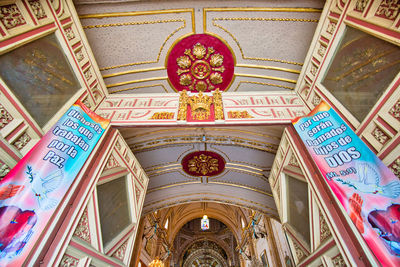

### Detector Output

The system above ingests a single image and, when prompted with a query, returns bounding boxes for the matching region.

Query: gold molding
[80,9,195,71]
[146,181,201,193]
[208,181,273,196]
[82,19,185,29]
[236,64,301,74]
[79,8,196,32]
[203,7,322,13]
[124,127,281,140]
[144,192,277,212]
[103,67,165,79]
[130,140,277,154]
[203,7,321,66]
[128,134,278,153]
[106,77,168,88]
[226,162,265,172]
[235,73,297,84]
[211,20,303,66]
[109,83,169,94]
[230,160,271,170]
[225,166,264,176]
[234,80,295,91]
[147,166,182,176]
[145,163,181,172]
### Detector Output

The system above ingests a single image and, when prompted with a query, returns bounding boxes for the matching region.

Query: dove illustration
[30,169,63,210]
[336,163,400,198]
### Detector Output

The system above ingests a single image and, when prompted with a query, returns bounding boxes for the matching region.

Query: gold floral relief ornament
[188,91,212,120]
[213,89,224,120]
[176,42,225,92]
[188,154,219,176]
[177,90,188,121]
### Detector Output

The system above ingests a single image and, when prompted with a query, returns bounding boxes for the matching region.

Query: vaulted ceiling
[120,126,283,218]
[74,0,323,94]
[73,0,323,216]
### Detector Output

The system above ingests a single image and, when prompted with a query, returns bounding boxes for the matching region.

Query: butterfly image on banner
[28,167,63,210]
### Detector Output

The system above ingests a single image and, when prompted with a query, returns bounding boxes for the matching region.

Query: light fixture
[149,259,164,267]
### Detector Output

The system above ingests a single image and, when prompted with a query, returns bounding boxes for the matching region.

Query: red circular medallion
[181,151,226,177]
[167,34,235,92]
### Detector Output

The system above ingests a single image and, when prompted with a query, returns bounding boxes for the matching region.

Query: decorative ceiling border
[106,77,168,88]
[109,83,168,94]
[79,9,195,71]
[124,127,281,140]
[233,80,295,91]
[203,7,322,65]
[142,192,278,218]
[128,134,279,153]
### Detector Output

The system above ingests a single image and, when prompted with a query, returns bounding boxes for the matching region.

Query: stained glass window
[201,215,209,230]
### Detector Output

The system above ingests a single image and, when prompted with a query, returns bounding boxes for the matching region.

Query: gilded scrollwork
[177,90,188,121]
[213,89,224,120]
[0,4,26,29]
[389,157,400,179]
[112,240,128,261]
[319,212,331,243]
[73,209,91,243]
[60,254,79,267]
[65,27,75,41]
[75,49,85,62]
[0,161,10,179]
[376,0,400,20]
[372,126,390,145]
[13,132,31,150]
[331,253,346,267]
[354,0,370,12]
[389,98,400,121]
[0,104,13,129]
[28,0,47,20]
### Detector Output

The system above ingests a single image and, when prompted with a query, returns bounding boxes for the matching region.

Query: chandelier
[149,259,164,267]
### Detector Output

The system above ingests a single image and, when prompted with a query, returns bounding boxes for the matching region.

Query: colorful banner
[292,102,400,266]
[0,100,109,266]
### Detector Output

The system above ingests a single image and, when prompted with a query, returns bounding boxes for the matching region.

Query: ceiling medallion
[167,34,235,92]
[182,151,225,177]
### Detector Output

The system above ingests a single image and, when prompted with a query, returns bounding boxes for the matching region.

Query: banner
[293,102,400,266]
[0,100,109,266]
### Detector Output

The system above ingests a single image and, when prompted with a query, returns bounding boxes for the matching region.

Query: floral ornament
[175,42,226,92]
[177,56,191,69]
[188,154,219,176]
[182,151,225,177]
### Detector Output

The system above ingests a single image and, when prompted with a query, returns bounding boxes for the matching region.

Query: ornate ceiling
[120,126,283,218]
[74,0,323,94]
[72,0,324,219]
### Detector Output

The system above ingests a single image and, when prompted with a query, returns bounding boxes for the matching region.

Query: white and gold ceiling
[74,0,323,94]
[73,0,324,217]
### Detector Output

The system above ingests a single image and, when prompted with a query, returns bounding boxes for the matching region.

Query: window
[0,34,80,127]
[97,176,131,247]
[322,26,400,122]
[286,174,310,245]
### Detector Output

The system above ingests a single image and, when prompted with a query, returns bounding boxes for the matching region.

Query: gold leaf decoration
[177,56,191,69]
[180,74,192,86]
[210,54,224,67]
[192,43,206,59]
[210,73,223,85]
[188,154,219,175]
[195,81,207,92]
